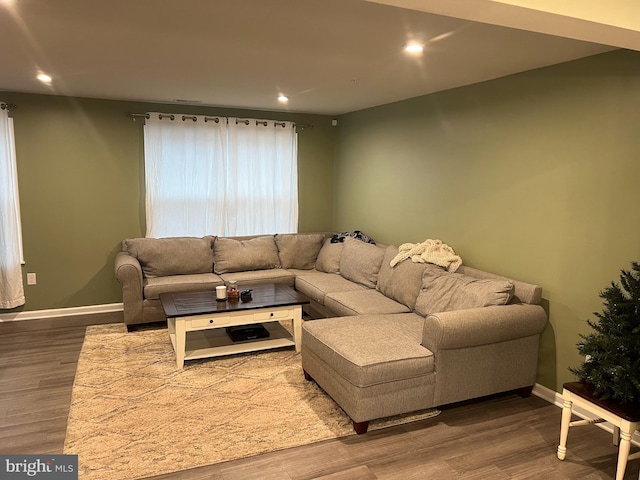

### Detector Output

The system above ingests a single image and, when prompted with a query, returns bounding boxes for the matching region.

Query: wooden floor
[1,318,638,479]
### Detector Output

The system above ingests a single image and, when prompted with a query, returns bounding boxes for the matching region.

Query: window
[144,114,298,238]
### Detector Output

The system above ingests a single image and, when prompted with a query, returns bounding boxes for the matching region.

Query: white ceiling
[0,0,636,115]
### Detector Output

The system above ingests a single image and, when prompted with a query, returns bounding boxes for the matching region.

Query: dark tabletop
[563,382,640,422]
[160,283,310,318]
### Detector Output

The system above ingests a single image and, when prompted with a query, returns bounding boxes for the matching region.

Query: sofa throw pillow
[377,245,444,309]
[339,237,385,288]
[123,236,215,278]
[315,238,344,273]
[213,236,280,274]
[275,233,325,270]
[414,268,514,317]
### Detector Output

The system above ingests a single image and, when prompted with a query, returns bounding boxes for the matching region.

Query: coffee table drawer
[189,316,233,329]
[253,308,293,321]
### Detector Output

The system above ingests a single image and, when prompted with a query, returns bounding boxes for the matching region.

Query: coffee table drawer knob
[210,319,214,324]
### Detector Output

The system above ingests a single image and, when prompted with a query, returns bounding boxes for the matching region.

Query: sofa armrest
[114,251,144,325]
[422,303,547,352]
[423,303,547,406]
[115,251,143,290]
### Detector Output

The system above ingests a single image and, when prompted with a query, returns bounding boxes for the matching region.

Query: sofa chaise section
[301,249,547,433]
[302,313,435,434]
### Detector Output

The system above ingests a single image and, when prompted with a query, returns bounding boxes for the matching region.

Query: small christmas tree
[570,261,640,405]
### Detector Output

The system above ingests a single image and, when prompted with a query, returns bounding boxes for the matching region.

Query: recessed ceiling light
[36,73,52,84]
[277,95,289,103]
[404,42,424,54]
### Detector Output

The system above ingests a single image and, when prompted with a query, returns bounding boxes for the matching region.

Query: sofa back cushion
[414,268,514,316]
[339,237,385,288]
[456,265,542,305]
[123,236,215,278]
[275,233,325,270]
[213,235,280,274]
[315,238,344,273]
[377,245,443,309]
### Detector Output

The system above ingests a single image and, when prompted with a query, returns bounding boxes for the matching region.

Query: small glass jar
[227,280,240,301]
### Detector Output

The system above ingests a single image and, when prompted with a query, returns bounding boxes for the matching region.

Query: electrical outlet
[27,273,37,285]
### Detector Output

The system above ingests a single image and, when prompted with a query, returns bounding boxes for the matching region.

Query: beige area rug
[64,323,440,479]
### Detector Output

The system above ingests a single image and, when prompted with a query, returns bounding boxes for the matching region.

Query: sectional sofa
[115,232,547,433]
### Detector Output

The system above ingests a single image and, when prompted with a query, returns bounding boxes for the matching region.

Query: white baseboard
[533,383,563,407]
[533,382,640,447]
[0,303,123,322]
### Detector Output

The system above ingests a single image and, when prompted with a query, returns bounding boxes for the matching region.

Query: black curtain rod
[124,112,313,130]
[1,103,17,111]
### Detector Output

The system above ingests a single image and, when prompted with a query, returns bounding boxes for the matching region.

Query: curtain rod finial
[125,112,150,121]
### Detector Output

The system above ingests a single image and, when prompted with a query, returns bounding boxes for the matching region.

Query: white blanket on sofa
[390,239,462,272]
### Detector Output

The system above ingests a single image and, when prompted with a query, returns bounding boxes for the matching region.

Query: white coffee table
[160,284,310,369]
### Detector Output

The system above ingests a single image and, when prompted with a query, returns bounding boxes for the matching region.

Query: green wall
[333,49,640,393]
[0,93,335,312]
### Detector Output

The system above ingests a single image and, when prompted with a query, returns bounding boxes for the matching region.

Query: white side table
[557,382,640,480]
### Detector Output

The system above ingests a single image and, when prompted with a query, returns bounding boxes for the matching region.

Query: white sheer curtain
[144,114,298,238]
[144,113,227,238]
[0,106,25,309]
[226,118,298,236]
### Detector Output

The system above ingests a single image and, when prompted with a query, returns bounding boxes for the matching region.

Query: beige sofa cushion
[213,236,280,274]
[275,233,325,270]
[339,237,385,288]
[324,290,411,317]
[414,268,514,316]
[294,272,366,304]
[144,273,223,299]
[377,245,445,310]
[315,238,343,273]
[123,236,214,278]
[457,265,542,305]
[219,269,296,286]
